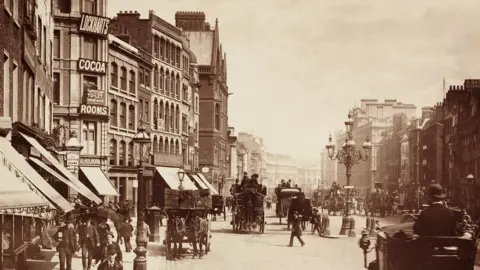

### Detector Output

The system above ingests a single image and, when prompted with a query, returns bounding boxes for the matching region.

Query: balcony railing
[198,66,215,74]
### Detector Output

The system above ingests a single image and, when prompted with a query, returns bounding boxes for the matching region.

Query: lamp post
[132,121,151,270]
[325,111,372,237]
[178,166,186,190]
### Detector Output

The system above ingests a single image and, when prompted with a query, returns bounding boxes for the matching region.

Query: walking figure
[310,208,322,236]
[288,211,305,247]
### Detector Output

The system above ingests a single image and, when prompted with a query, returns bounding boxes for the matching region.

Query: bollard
[133,244,147,270]
[339,216,351,235]
[366,215,371,230]
[348,217,356,237]
[369,217,377,238]
[323,215,331,236]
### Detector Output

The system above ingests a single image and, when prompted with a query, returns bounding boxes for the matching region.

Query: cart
[231,185,266,234]
[211,194,227,221]
[275,188,301,224]
[163,189,213,260]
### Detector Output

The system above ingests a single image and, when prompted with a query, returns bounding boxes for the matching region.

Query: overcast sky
[108,0,480,160]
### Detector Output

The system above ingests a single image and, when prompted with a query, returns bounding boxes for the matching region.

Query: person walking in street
[119,218,134,252]
[288,211,305,247]
[98,244,123,270]
[134,216,151,248]
[97,218,111,244]
[78,216,100,270]
[53,215,77,270]
[310,208,322,236]
[96,231,122,266]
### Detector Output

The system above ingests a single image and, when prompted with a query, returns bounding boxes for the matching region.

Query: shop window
[120,102,126,128]
[109,139,117,165]
[128,105,135,130]
[119,141,126,166]
[120,67,127,90]
[110,99,117,126]
[82,122,97,155]
[110,62,118,88]
[83,37,97,60]
[129,70,135,93]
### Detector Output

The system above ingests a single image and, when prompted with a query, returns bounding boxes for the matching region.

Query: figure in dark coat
[54,215,77,270]
[248,174,260,187]
[98,244,123,270]
[78,216,100,270]
[413,184,457,236]
[240,172,249,187]
[288,211,305,247]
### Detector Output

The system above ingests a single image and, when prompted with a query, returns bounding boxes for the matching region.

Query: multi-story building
[174,12,230,187]
[52,0,115,200]
[189,51,201,170]
[264,153,298,189]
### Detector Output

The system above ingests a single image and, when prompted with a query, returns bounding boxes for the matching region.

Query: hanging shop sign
[78,58,107,74]
[79,104,108,117]
[79,13,110,37]
[66,151,79,169]
[80,157,102,166]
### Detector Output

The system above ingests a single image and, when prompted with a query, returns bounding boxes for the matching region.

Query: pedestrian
[310,208,322,236]
[119,218,134,252]
[288,211,305,247]
[94,231,123,267]
[97,218,111,244]
[98,244,123,270]
[134,215,151,248]
[78,215,100,270]
[53,214,77,270]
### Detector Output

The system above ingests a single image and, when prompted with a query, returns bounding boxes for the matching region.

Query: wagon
[231,185,266,234]
[275,188,301,224]
[211,194,227,221]
[359,213,477,270]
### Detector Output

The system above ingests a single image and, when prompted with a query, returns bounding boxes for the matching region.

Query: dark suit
[413,203,457,236]
[78,223,100,269]
[54,225,77,270]
[98,260,123,270]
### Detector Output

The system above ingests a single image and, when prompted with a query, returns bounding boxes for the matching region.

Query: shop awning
[80,167,119,196]
[29,157,84,193]
[0,137,74,212]
[155,167,198,190]
[189,173,209,190]
[1,155,50,210]
[20,132,102,204]
[197,173,219,195]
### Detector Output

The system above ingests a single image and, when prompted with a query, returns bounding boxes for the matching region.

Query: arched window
[175,139,179,154]
[153,65,158,90]
[129,70,135,93]
[160,38,165,58]
[182,84,188,102]
[111,62,118,87]
[119,140,126,166]
[175,74,180,98]
[159,100,164,120]
[110,99,117,126]
[165,139,169,153]
[109,139,117,165]
[170,43,175,63]
[120,102,127,128]
[165,70,170,93]
[215,103,220,130]
[170,104,174,131]
[153,36,160,57]
[159,67,164,92]
[128,105,135,130]
[153,136,158,153]
[120,67,127,89]
[176,47,181,67]
[170,138,175,153]
[171,75,175,97]
[159,137,164,152]
[128,141,134,166]
[153,99,158,129]
[166,41,170,61]
[175,104,180,132]
[165,101,169,131]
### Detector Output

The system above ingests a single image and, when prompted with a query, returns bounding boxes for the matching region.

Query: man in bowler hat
[54,214,77,270]
[413,183,457,236]
[98,244,123,270]
[288,211,305,247]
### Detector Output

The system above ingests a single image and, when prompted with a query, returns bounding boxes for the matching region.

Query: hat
[428,184,446,199]
[106,231,114,237]
[106,244,117,255]
[361,229,369,235]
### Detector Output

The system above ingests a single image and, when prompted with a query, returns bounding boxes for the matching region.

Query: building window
[159,137,164,152]
[170,75,175,96]
[195,97,199,113]
[3,54,10,118]
[84,0,96,14]
[37,17,42,57]
[159,101,164,120]
[165,71,170,93]
[165,102,169,130]
[160,68,164,93]
[53,73,60,104]
[58,0,71,13]
[153,36,159,57]
[153,137,158,153]
[128,105,135,130]
[82,122,97,155]
[110,99,117,126]
[153,66,158,90]
[175,105,180,131]
[176,48,180,67]
[215,103,220,130]
[195,122,199,141]
[43,26,46,63]
[175,75,180,98]
[83,75,98,96]
[165,139,169,154]
[110,139,117,165]
[120,67,127,90]
[183,84,188,101]
[153,99,158,129]
[129,70,135,93]
[170,139,175,153]
[145,101,149,122]
[182,114,187,134]
[160,38,165,58]
[110,62,118,88]
[145,69,150,87]
[53,30,60,58]
[170,105,174,131]
[139,68,144,85]
[128,141,134,166]
[170,44,175,63]
[83,37,97,59]
[12,63,18,122]
[119,141,126,166]
[120,102,126,128]
[166,41,170,61]
[139,99,144,121]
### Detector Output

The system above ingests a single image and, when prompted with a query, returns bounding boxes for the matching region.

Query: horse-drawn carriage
[231,185,266,233]
[359,212,478,270]
[163,189,213,260]
[276,188,301,224]
[211,195,227,221]
[365,189,388,217]
[287,196,313,229]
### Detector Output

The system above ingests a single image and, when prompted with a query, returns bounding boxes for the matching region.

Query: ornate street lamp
[325,111,372,237]
[132,120,151,270]
[177,166,186,190]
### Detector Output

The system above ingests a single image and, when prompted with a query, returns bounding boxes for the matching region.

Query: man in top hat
[98,244,123,270]
[240,172,249,187]
[288,210,305,247]
[54,214,77,270]
[249,173,260,187]
[78,215,99,270]
[413,183,457,236]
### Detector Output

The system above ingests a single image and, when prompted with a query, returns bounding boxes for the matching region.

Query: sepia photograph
[0,0,479,269]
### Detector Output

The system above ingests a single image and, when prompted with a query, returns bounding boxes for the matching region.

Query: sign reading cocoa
[79,13,110,37]
[78,58,106,74]
[79,104,108,116]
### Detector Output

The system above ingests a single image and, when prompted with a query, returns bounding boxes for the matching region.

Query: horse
[187,216,209,258]
[166,215,186,260]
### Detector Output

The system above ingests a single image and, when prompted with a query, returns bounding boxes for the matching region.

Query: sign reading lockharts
[79,13,110,37]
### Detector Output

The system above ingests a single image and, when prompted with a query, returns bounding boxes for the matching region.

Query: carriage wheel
[232,212,236,232]
[260,213,265,234]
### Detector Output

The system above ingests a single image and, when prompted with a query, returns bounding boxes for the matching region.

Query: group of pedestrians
[53,213,138,270]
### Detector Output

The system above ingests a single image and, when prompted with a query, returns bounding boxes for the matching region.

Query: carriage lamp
[178,167,186,190]
[358,230,371,268]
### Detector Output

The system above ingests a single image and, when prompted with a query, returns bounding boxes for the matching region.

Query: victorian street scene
[1,1,480,270]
